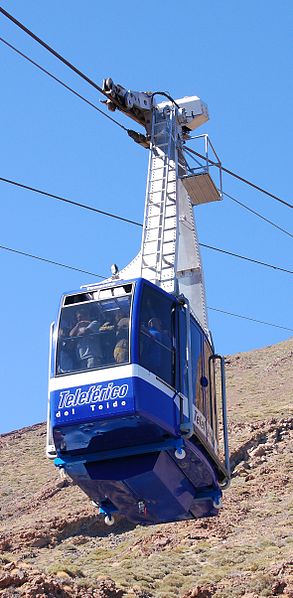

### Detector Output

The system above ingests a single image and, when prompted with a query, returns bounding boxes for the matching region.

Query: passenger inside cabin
[69,307,102,369]
[116,313,129,340]
[113,312,130,364]
[140,316,172,382]
[57,294,132,374]
[58,327,74,373]
[99,315,115,332]
[147,318,171,349]
[114,338,129,363]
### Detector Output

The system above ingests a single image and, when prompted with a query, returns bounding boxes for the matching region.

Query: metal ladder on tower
[140,105,179,293]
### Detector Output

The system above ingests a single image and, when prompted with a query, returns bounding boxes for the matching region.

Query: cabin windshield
[56,292,132,375]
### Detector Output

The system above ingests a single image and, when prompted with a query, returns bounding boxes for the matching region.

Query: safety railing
[46,322,57,459]
[184,134,223,198]
[209,353,230,479]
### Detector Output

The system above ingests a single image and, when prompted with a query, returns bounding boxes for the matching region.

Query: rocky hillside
[0,338,292,598]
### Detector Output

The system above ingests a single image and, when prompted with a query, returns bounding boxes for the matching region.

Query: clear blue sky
[0,0,292,433]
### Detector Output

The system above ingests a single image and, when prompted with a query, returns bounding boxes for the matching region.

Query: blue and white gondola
[48,277,230,525]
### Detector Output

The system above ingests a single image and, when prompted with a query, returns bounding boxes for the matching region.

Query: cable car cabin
[47,278,230,525]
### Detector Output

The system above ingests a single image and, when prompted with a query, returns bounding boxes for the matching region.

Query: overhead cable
[1,175,291,276]
[0,36,128,132]
[0,243,105,278]
[0,6,108,98]
[0,8,291,210]
[208,306,293,333]
[184,147,293,209]
[223,191,293,239]
[1,242,292,333]
[200,242,293,274]
[0,176,141,227]
[0,31,289,242]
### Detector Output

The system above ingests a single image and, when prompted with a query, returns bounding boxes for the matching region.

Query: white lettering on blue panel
[52,380,133,422]
[57,382,129,409]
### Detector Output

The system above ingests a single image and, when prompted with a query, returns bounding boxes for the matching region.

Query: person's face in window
[76,309,88,322]
[148,318,162,331]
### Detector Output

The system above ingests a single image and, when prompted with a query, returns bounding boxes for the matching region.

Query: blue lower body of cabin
[50,365,222,524]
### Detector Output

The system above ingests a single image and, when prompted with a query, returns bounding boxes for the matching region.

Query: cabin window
[203,340,214,432]
[56,292,132,375]
[178,308,188,397]
[139,286,174,386]
[190,321,202,406]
